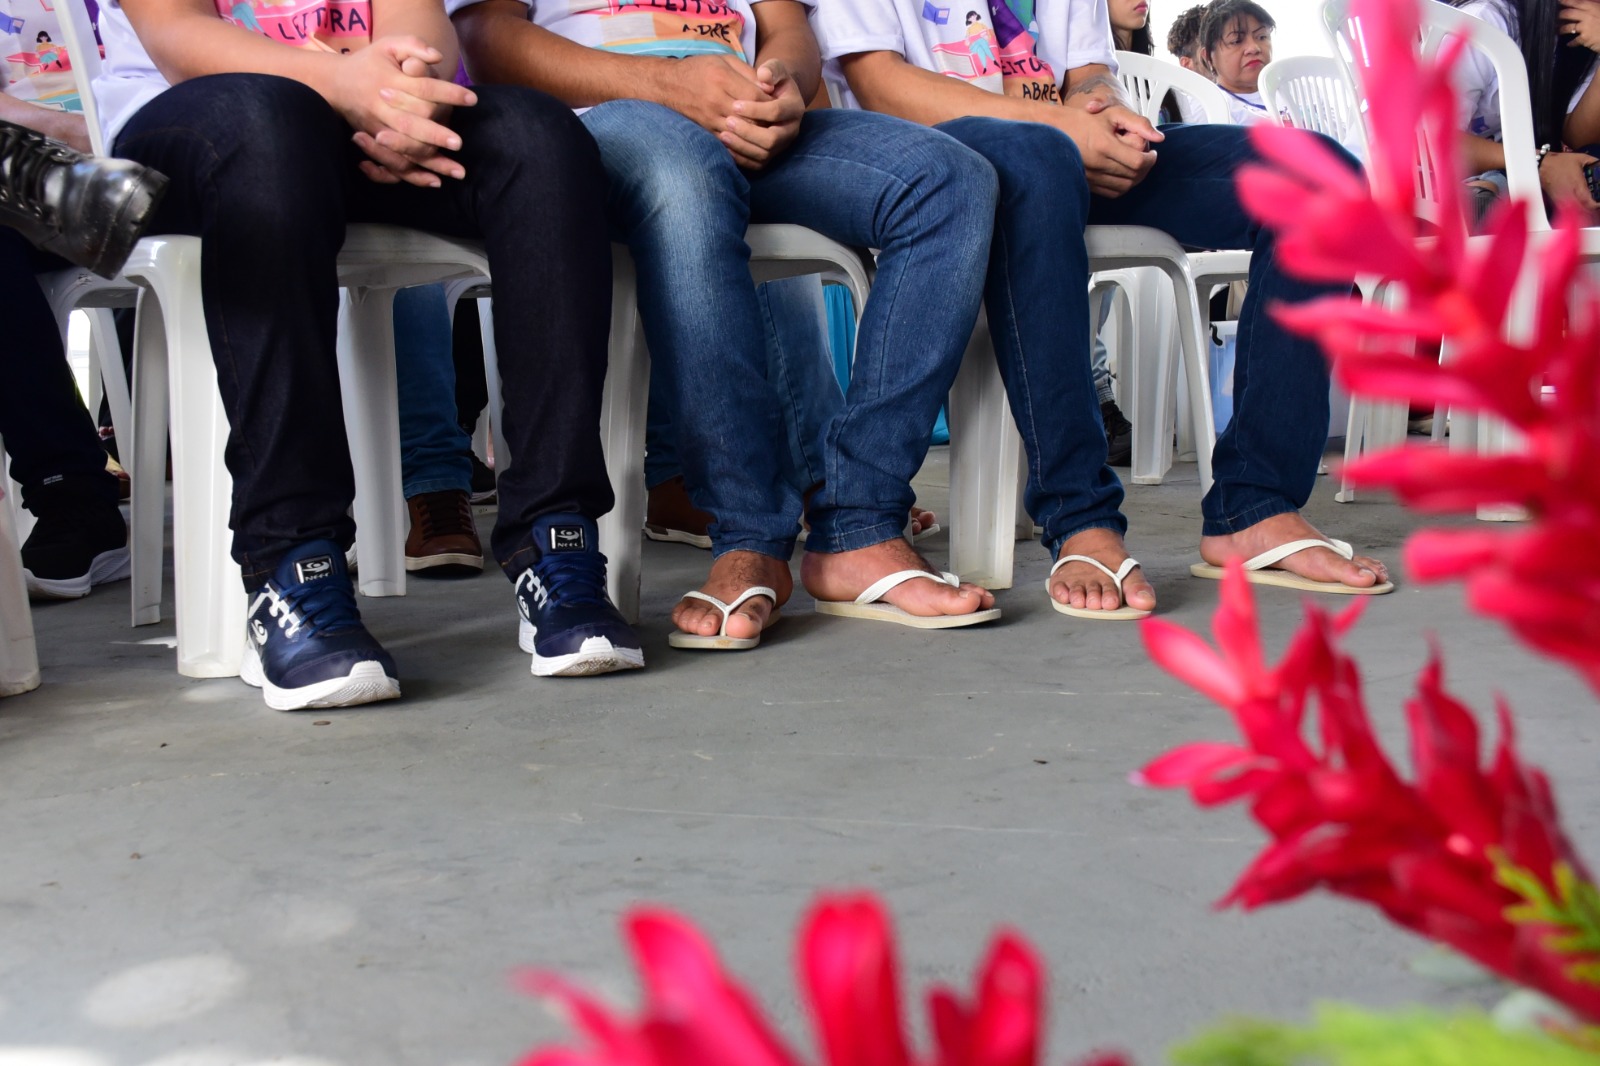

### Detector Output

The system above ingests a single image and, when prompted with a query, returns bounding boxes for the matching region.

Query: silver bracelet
[1537,143,1554,169]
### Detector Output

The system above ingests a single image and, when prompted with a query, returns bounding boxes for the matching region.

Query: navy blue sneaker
[241,540,401,711]
[516,515,644,677]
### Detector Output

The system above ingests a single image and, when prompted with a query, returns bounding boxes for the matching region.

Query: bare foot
[672,550,793,640]
[1049,527,1157,613]
[801,537,994,618]
[1199,512,1389,589]
[910,506,937,536]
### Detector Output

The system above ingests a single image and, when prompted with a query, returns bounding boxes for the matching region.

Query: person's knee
[583,101,746,228]
[944,116,1087,201]
[460,84,607,195]
[117,73,345,224]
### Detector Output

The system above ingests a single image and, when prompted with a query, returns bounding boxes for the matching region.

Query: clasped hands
[1064,87,1164,198]
[670,54,806,170]
[332,35,477,188]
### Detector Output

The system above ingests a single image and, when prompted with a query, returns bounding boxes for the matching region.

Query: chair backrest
[1114,50,1233,125]
[1259,54,1371,159]
[53,0,109,155]
[1320,0,1547,230]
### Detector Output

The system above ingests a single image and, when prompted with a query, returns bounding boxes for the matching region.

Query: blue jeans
[394,284,472,499]
[938,118,1349,548]
[644,273,839,497]
[583,102,995,559]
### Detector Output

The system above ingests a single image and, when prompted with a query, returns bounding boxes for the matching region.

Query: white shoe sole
[517,619,645,677]
[404,551,484,572]
[643,524,712,550]
[25,546,131,601]
[241,644,401,711]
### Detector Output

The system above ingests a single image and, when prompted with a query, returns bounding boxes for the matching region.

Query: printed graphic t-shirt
[2,0,81,110]
[443,0,784,70]
[813,0,1112,110]
[94,0,373,147]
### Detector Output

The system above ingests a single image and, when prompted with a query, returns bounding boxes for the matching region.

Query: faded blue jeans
[393,284,472,499]
[644,273,840,498]
[583,102,996,559]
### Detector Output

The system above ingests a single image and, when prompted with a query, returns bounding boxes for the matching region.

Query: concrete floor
[3,450,1597,1066]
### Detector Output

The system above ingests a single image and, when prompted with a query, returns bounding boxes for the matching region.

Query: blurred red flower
[516,893,1131,1066]
[1234,0,1600,694]
[1136,564,1600,1022]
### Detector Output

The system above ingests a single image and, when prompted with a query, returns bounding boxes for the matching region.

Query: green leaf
[1494,856,1600,987]
[1171,1003,1600,1066]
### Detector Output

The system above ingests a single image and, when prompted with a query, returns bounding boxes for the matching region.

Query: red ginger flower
[1234,0,1600,694]
[1136,563,1600,1022]
[516,893,1130,1066]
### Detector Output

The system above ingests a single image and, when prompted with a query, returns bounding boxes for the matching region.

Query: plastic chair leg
[1128,273,1177,485]
[126,296,166,626]
[480,298,504,476]
[598,248,648,624]
[1166,263,1216,494]
[946,311,1022,591]
[0,442,41,698]
[139,246,247,678]
[338,288,407,598]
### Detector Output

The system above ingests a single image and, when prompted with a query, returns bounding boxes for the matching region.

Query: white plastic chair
[0,446,41,698]
[1259,54,1370,160]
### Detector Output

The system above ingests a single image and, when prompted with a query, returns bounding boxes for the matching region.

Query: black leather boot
[0,117,166,279]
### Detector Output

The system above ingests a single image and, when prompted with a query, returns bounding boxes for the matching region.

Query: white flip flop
[814,570,1001,629]
[1047,555,1152,620]
[1189,538,1395,595]
[667,586,780,650]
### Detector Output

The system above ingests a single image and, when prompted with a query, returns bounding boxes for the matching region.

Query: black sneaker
[1101,399,1133,467]
[22,501,130,600]
[515,515,644,677]
[469,453,497,506]
[241,540,400,711]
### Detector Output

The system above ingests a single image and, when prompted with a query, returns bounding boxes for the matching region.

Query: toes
[727,600,771,639]
[1124,572,1157,611]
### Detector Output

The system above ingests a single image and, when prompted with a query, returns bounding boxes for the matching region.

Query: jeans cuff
[1043,517,1129,560]
[710,536,797,564]
[803,518,905,555]
[499,542,538,582]
[404,474,472,499]
[1200,497,1298,538]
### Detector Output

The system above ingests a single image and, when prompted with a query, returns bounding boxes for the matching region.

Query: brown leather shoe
[405,489,484,576]
[644,475,713,549]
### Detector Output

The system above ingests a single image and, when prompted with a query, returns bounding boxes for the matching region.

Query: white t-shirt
[443,0,785,69]
[1453,0,1595,143]
[1219,87,1269,127]
[813,0,1114,110]
[93,0,374,148]
[2,0,80,110]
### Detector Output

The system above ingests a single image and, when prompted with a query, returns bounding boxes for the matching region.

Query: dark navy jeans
[114,75,615,586]
[938,118,1351,548]
[0,228,119,514]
